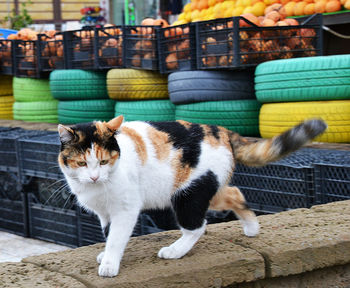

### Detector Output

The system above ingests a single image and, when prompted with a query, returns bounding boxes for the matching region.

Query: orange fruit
[284,1,297,16]
[198,0,209,10]
[293,1,307,15]
[190,1,199,10]
[314,0,326,13]
[304,3,315,14]
[345,0,350,9]
[208,0,217,6]
[325,0,341,12]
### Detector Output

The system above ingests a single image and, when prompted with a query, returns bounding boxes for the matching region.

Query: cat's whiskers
[43,183,69,206]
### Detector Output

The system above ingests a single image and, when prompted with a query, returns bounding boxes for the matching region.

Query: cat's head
[57,116,123,186]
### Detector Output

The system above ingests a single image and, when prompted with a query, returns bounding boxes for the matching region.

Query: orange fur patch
[147,126,171,161]
[121,126,147,165]
[209,186,256,221]
[171,150,192,192]
[176,120,192,129]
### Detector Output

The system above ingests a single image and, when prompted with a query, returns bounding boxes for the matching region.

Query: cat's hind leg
[209,186,259,237]
[158,170,218,259]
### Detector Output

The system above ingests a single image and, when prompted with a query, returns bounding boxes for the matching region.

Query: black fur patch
[150,121,204,168]
[209,125,220,140]
[171,170,219,230]
[60,121,120,155]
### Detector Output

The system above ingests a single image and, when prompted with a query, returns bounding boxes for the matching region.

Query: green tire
[175,100,261,136]
[50,70,108,100]
[115,100,175,122]
[58,99,115,124]
[255,55,350,103]
[13,77,53,102]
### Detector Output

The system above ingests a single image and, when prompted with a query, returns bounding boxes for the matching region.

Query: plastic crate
[95,25,124,69]
[157,23,196,74]
[196,14,323,70]
[0,128,47,174]
[17,131,63,180]
[27,192,78,247]
[0,171,28,236]
[231,148,333,214]
[315,151,350,204]
[13,39,46,78]
[0,39,14,75]
[65,27,96,70]
[77,209,172,247]
[124,25,159,70]
[77,209,105,247]
[38,32,66,72]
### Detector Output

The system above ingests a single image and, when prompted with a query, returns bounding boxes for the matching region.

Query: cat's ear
[107,115,124,132]
[58,124,75,144]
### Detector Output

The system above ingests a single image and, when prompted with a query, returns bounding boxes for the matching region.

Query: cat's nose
[90,176,99,182]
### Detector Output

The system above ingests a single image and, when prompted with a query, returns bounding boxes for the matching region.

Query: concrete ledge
[0,262,85,287]
[4,200,349,287]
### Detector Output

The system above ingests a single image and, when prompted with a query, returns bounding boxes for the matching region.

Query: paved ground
[0,231,70,263]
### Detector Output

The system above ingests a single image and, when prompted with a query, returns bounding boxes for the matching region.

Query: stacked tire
[13,77,58,123]
[107,69,175,122]
[168,70,261,136]
[50,70,115,124]
[255,55,350,143]
[0,75,14,120]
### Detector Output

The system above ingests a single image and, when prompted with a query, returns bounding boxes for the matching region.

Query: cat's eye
[100,160,109,165]
[77,161,87,167]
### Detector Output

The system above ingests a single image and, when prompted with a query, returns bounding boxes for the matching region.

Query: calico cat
[58,116,326,277]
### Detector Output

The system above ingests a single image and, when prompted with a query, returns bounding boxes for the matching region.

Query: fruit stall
[0,0,349,247]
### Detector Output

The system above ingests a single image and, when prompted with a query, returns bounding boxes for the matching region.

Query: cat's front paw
[97,251,104,264]
[98,260,119,277]
[242,219,260,237]
[158,246,184,259]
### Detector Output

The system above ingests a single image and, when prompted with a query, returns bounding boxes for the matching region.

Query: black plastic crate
[77,209,105,247]
[0,128,48,174]
[231,148,332,214]
[157,23,196,74]
[27,190,78,247]
[95,25,124,69]
[17,131,63,180]
[196,13,322,70]
[124,25,159,70]
[38,32,66,72]
[0,171,28,236]
[0,39,14,75]
[13,39,47,78]
[315,151,350,204]
[65,27,96,70]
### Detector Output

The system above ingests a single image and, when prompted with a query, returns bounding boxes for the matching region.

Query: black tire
[168,70,255,104]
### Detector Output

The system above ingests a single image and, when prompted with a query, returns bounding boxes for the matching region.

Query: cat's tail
[230,118,327,167]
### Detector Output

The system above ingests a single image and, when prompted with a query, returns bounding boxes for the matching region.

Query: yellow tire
[0,75,13,96]
[107,69,169,100]
[0,95,14,120]
[259,100,350,143]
